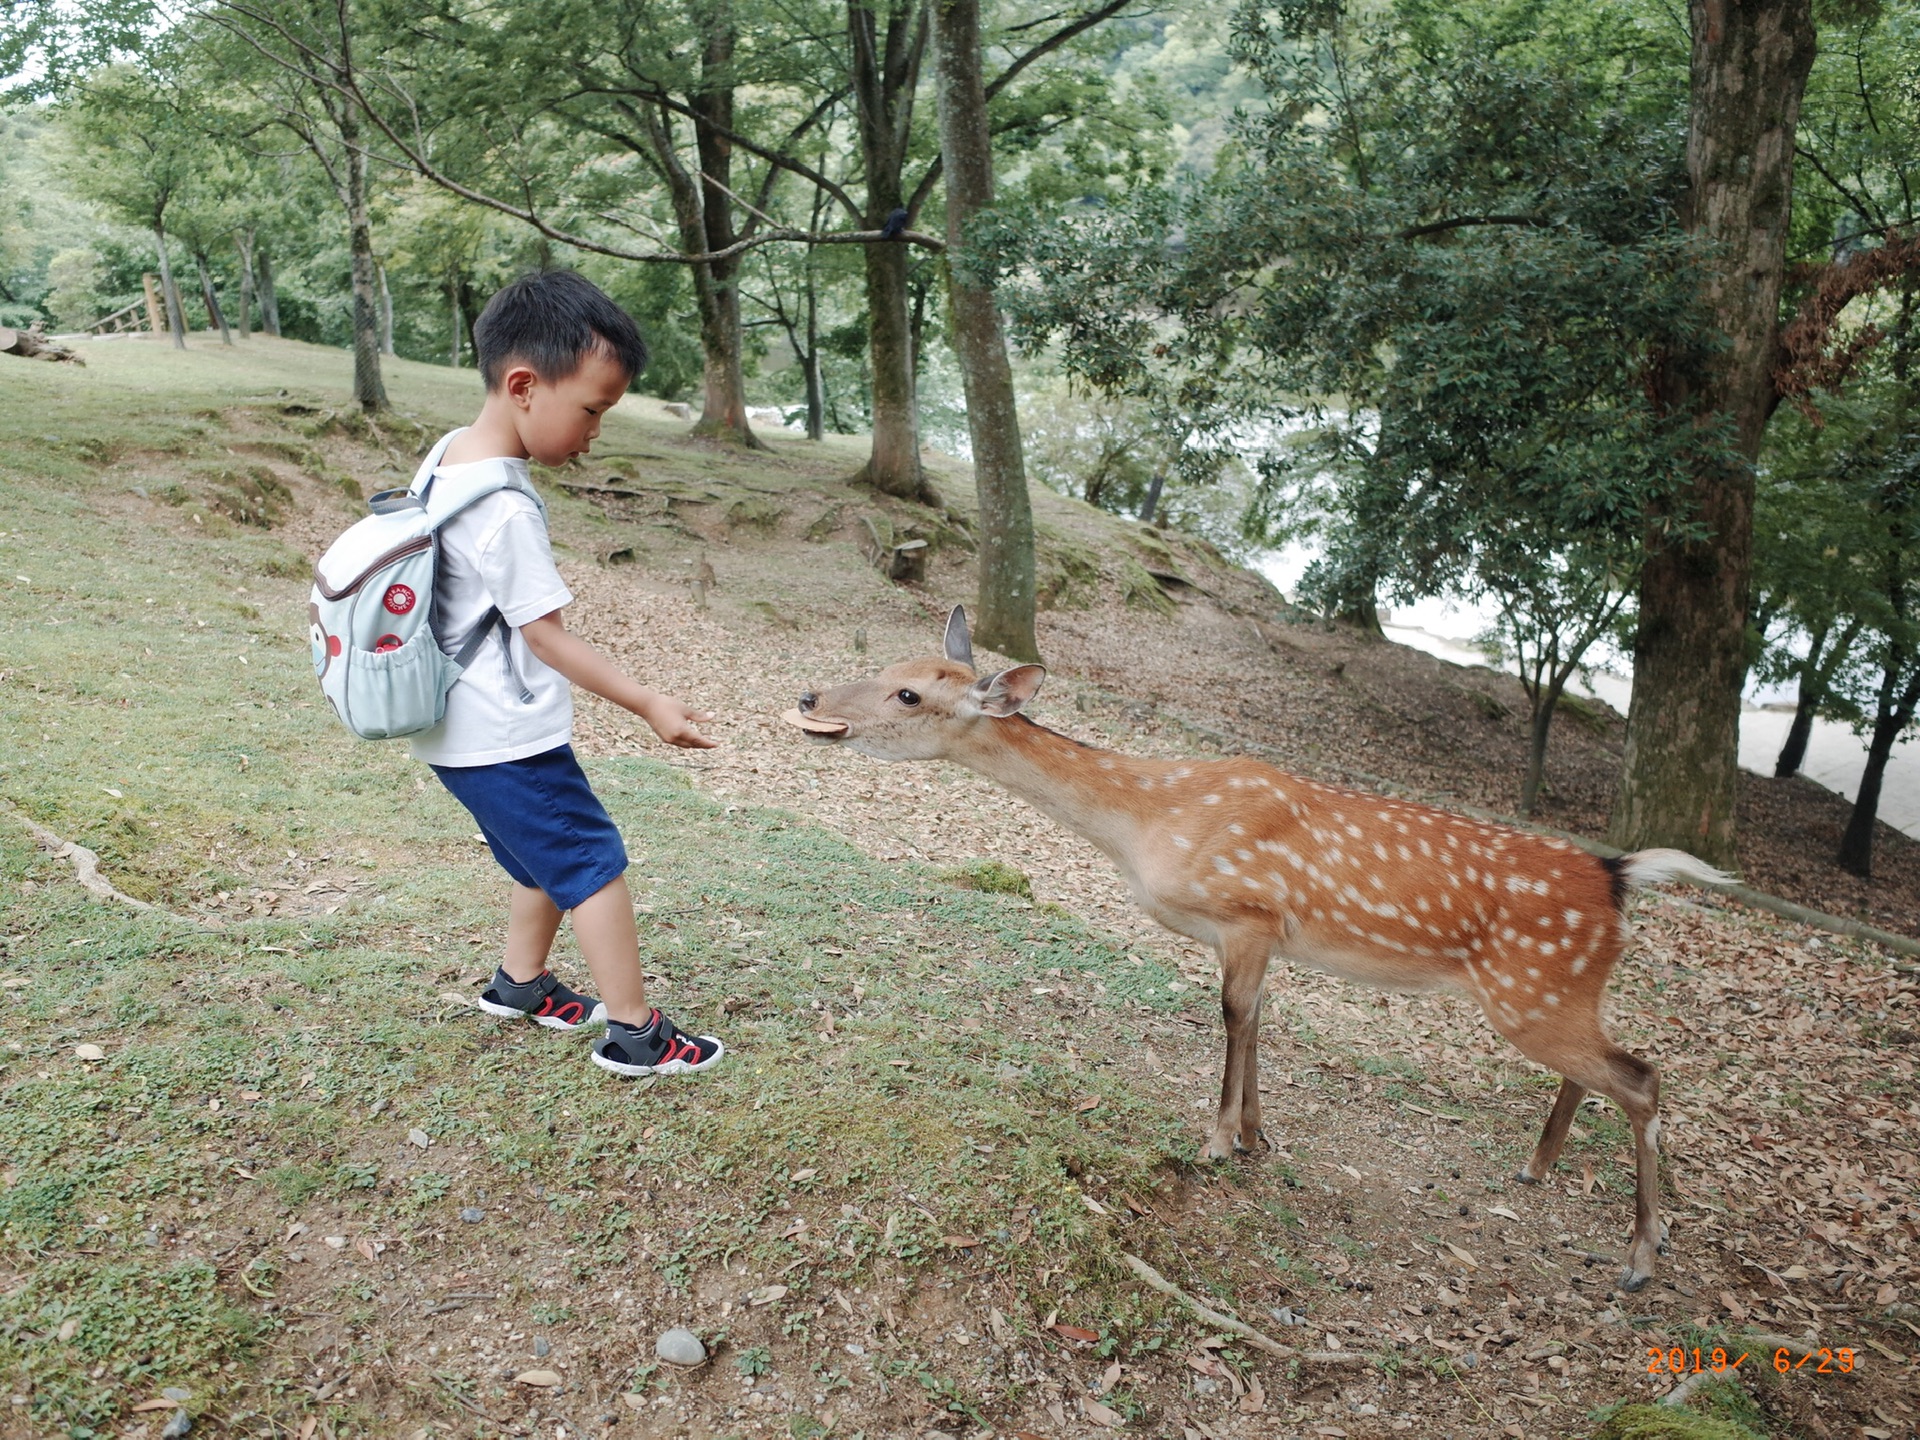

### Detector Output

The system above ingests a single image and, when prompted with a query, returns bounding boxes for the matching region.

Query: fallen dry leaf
[1073,1095,1101,1112]
[1239,1375,1267,1413]
[942,1234,982,1248]
[73,1044,105,1062]
[749,1284,789,1306]
[1051,1323,1098,1343]
[513,1369,563,1388]
[1083,1397,1122,1427]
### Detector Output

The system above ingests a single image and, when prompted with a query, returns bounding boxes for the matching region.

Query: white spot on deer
[1097,757,1115,769]
[1525,1007,1545,1022]
[1543,992,1560,1006]
[1570,956,1588,975]
[1171,834,1191,850]
[1498,972,1516,989]
[1213,855,1237,875]
[1200,793,1220,805]
[1419,839,1433,857]
[1242,876,1260,889]
[1189,881,1209,897]
[1539,943,1557,957]
[1397,844,1413,861]
[1374,842,1389,861]
[1228,822,1245,836]
[1525,966,1541,979]
[1563,908,1583,927]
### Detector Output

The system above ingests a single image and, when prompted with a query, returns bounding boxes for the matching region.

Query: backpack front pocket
[340,629,463,739]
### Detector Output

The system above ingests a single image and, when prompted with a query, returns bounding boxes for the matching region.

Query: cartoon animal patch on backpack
[307,430,541,739]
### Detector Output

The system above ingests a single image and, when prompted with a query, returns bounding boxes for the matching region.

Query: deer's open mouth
[781,706,849,739]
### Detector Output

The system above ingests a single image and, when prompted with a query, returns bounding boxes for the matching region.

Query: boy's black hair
[474,270,648,390]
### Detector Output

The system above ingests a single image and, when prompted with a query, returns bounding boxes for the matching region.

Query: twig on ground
[1119,1252,1369,1364]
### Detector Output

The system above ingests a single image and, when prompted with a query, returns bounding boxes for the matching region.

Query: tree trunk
[803,269,825,440]
[848,1,932,498]
[257,248,281,337]
[449,272,462,367]
[377,259,394,355]
[1140,469,1166,526]
[1836,661,1920,877]
[194,251,233,345]
[682,20,761,448]
[1775,685,1818,778]
[233,229,254,340]
[931,0,1039,663]
[855,239,930,496]
[342,114,389,412]
[1610,0,1817,865]
[153,225,186,350]
[1520,681,1565,816]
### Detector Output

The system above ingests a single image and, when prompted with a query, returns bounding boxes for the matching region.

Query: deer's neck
[949,716,1158,860]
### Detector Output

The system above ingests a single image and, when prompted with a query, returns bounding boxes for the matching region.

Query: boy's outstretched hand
[641,694,718,749]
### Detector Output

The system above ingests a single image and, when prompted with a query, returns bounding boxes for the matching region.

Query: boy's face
[505,346,632,468]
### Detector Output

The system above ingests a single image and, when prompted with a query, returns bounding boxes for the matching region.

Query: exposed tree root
[7,805,204,925]
[1120,1252,1371,1365]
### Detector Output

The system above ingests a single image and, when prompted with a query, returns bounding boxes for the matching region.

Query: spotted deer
[784,606,1732,1290]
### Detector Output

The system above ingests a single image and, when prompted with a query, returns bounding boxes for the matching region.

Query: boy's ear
[502,363,539,407]
[967,664,1046,718]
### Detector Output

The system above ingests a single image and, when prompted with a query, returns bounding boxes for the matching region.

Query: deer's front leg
[1206,929,1275,1160]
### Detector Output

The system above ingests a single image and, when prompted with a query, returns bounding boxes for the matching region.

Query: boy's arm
[519,610,717,749]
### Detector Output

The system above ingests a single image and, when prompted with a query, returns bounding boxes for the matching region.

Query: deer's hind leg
[1206,926,1275,1160]
[1519,1077,1588,1183]
[1488,1009,1666,1292]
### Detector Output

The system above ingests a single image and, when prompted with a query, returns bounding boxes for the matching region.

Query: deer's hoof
[1514,1169,1542,1186]
[1202,1138,1233,1163]
[1617,1264,1654,1294]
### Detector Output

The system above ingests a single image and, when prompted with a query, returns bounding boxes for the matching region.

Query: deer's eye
[897,688,921,707]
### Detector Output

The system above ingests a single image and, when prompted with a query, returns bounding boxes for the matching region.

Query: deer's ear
[943,605,974,669]
[969,664,1046,717]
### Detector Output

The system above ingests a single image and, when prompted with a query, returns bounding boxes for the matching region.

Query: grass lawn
[0,337,1208,1437]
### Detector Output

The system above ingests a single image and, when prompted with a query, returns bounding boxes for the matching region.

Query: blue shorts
[431,745,629,911]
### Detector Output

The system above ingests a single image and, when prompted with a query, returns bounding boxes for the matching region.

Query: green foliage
[1588,1400,1769,1440]
[934,858,1034,900]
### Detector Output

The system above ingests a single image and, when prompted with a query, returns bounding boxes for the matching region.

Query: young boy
[415,269,723,1078]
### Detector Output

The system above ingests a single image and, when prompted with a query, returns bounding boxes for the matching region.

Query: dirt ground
[102,400,1920,1440]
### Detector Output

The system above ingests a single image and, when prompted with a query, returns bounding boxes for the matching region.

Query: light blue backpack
[308,430,542,739]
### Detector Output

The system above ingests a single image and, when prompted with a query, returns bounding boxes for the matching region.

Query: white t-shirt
[408,457,574,767]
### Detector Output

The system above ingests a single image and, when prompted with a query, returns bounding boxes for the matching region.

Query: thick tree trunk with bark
[849,1,934,500]
[1610,0,1817,865]
[153,225,186,349]
[194,252,232,345]
[857,239,930,495]
[1837,660,1920,876]
[342,116,389,412]
[931,0,1039,663]
[683,22,761,447]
